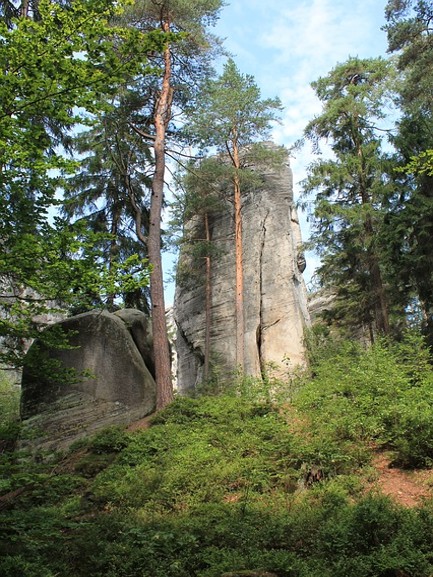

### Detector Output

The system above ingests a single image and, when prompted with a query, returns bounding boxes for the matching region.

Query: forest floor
[127,414,153,432]
[369,452,433,508]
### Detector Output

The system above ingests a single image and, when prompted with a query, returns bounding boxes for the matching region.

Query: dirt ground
[368,452,433,507]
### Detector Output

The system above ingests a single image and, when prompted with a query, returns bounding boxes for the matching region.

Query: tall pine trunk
[107,201,121,311]
[369,253,390,335]
[148,25,173,409]
[20,0,29,18]
[232,141,244,368]
[365,213,390,336]
[358,139,389,337]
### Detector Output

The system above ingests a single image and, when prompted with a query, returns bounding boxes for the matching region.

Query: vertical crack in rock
[257,209,270,379]
[176,321,204,388]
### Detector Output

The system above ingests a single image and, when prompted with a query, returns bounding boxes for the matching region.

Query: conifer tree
[383,0,433,339]
[174,157,224,382]
[301,57,394,340]
[63,96,153,312]
[115,0,223,408]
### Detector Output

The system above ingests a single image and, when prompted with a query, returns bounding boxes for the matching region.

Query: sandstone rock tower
[174,147,310,391]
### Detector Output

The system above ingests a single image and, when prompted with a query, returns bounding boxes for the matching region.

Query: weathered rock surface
[308,289,336,324]
[114,308,155,378]
[20,309,156,453]
[175,148,310,391]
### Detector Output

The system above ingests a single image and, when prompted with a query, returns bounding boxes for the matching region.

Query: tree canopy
[183,58,284,369]
[0,0,163,366]
[300,1,433,342]
[301,57,394,340]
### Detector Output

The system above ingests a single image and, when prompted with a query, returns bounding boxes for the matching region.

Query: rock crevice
[257,208,270,377]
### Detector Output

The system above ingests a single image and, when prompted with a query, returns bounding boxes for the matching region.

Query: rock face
[308,289,336,324]
[20,309,156,452]
[113,308,155,378]
[175,148,310,391]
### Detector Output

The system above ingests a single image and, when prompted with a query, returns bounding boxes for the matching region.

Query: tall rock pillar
[174,148,310,391]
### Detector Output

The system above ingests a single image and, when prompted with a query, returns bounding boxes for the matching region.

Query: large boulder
[20,309,156,453]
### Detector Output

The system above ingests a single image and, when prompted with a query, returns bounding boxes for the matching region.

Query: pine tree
[116,0,223,408]
[63,95,153,312]
[383,0,433,340]
[174,157,225,381]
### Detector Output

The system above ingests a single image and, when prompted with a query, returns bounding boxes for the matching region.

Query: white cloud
[261,0,386,64]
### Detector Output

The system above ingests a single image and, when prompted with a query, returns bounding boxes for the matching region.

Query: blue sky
[214,0,388,137]
[164,0,390,303]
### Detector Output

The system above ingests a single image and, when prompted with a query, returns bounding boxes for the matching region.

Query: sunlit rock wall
[174,147,310,392]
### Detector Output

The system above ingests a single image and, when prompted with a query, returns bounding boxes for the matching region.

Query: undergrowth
[1,332,433,576]
[297,329,433,468]
[0,371,20,450]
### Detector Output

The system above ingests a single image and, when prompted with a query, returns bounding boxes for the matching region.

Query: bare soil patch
[368,452,433,507]
[127,414,154,432]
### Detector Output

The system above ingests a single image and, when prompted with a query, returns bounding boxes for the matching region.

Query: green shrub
[2,334,433,577]
[92,395,296,513]
[293,332,433,468]
[0,370,21,447]
[89,426,131,454]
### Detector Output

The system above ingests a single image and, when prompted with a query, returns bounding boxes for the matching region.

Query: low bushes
[297,330,433,468]
[1,332,433,576]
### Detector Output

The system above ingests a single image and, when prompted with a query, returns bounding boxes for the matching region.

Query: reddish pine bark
[232,141,245,368]
[148,23,173,409]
